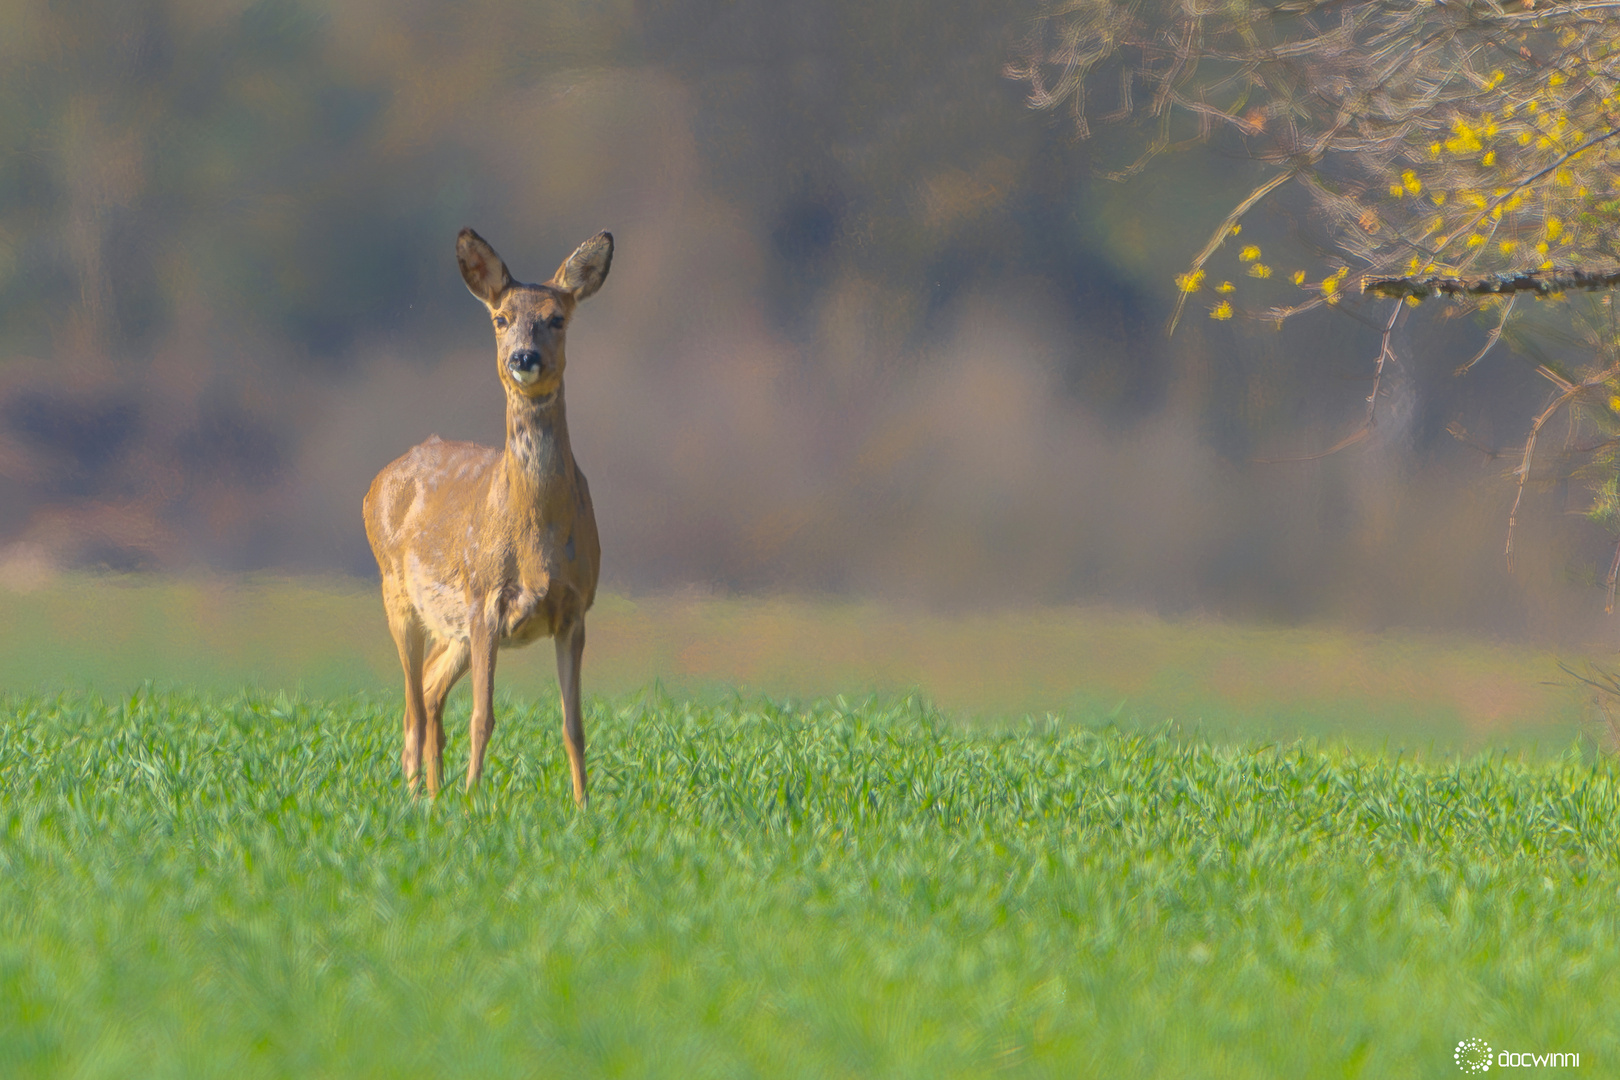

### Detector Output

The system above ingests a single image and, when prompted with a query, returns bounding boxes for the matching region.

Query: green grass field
[1,578,1614,1076]
[2,687,1615,1077]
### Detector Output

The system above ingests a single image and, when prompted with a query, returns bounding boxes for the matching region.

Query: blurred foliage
[0,0,1614,631]
[0,0,1247,576]
[0,0,645,570]
[1,0,1177,376]
[637,0,1182,408]
[0,0,637,365]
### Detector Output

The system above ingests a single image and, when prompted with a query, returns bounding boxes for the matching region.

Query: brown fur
[363,228,612,804]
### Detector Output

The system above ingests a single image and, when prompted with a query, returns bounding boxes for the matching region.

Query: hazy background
[0,0,1610,642]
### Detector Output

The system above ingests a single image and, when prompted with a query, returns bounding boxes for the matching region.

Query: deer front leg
[423,637,471,797]
[388,613,428,796]
[556,618,588,809]
[465,615,500,790]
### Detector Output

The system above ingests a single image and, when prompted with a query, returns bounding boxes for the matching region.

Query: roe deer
[363,228,612,804]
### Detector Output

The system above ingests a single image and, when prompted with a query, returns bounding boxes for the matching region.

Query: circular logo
[1455,1038,1492,1073]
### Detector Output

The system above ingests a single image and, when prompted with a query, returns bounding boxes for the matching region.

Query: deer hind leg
[465,616,500,790]
[556,618,588,809]
[386,606,428,796]
[422,637,470,797]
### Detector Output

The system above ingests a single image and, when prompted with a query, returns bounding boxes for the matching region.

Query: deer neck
[500,385,577,508]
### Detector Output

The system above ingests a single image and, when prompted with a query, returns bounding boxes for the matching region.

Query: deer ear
[553,232,613,301]
[457,228,513,306]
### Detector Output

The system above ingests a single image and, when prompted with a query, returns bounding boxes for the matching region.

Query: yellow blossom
[1445,124,1483,155]
[1239,245,1261,262]
[1482,151,1496,166]
[1431,192,1447,206]
[1176,269,1206,293]
[1248,263,1272,279]
[1210,301,1233,320]
[1429,142,1442,158]
[1389,183,1404,198]
[1229,224,1242,236]
[1546,217,1564,240]
[1401,170,1422,195]
[1500,240,1517,254]
[1405,295,1422,307]
[1536,241,1549,255]
[1467,234,1485,247]
[1217,281,1236,293]
[1292,270,1307,285]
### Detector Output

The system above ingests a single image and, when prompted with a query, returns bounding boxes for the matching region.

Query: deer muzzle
[507,349,543,385]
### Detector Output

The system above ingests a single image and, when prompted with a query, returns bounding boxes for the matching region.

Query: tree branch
[1363,268,1620,300]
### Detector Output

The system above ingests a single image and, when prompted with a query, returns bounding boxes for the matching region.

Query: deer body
[363,229,612,804]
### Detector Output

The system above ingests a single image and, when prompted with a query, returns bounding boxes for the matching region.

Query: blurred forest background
[0,0,1610,642]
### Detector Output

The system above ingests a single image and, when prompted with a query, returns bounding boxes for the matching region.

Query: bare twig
[1456,293,1517,376]
[1364,299,1403,430]
[1605,535,1620,612]
[1253,424,1370,464]
[1446,420,1503,461]
[1254,299,1402,464]
[1507,363,1620,569]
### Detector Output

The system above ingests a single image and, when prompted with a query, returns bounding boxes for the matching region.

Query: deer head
[455,228,613,401]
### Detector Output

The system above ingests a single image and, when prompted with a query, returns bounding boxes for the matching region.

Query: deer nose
[508,349,542,373]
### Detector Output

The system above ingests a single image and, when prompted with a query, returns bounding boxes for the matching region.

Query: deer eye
[493,314,509,329]
[547,313,565,330]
